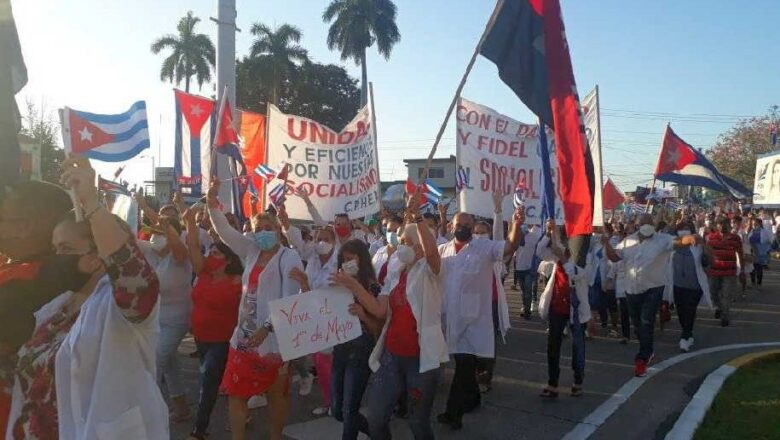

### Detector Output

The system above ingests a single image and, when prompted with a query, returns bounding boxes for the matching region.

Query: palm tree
[323,0,401,106]
[151,11,215,93]
[248,23,309,106]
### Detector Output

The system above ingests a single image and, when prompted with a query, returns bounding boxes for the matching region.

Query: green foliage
[151,11,215,93]
[707,115,776,190]
[236,57,360,130]
[248,23,308,105]
[20,99,64,185]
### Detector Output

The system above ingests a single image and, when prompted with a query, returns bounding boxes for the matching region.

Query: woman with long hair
[183,207,244,440]
[207,180,303,440]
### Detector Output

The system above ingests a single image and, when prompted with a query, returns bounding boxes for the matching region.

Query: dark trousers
[331,334,373,440]
[626,287,664,362]
[515,269,538,313]
[547,312,585,387]
[476,301,501,384]
[192,341,230,436]
[751,264,765,285]
[673,287,703,340]
[618,297,631,339]
[598,289,619,328]
[444,354,481,422]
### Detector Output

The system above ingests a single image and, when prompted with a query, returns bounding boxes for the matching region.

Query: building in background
[144,166,175,203]
[404,155,458,214]
[17,133,41,181]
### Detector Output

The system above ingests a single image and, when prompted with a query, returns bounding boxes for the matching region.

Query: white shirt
[56,277,168,440]
[514,228,542,271]
[439,238,505,358]
[138,236,193,327]
[615,232,674,294]
[305,250,338,291]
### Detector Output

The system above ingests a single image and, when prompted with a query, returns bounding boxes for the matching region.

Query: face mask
[386,231,399,247]
[396,244,416,265]
[473,233,489,240]
[335,225,351,238]
[150,235,167,252]
[204,254,228,272]
[342,259,359,277]
[45,254,95,293]
[252,230,278,250]
[454,225,473,242]
[677,230,691,237]
[638,224,655,238]
[315,241,333,256]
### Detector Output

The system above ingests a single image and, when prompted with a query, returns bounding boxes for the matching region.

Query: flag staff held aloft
[419,0,506,182]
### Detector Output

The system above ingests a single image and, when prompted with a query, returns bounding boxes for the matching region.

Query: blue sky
[13,0,780,192]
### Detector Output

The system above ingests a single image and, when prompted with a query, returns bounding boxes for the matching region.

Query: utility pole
[211,0,239,210]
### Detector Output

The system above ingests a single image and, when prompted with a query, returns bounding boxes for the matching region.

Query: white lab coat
[538,262,591,324]
[55,277,168,440]
[369,258,449,373]
[439,238,505,358]
[663,245,713,308]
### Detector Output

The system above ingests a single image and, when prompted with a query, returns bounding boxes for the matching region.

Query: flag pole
[58,108,83,222]
[262,102,271,211]
[369,81,383,216]
[646,122,670,212]
[420,0,505,181]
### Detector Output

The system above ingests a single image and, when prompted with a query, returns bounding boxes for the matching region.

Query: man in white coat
[437,192,525,430]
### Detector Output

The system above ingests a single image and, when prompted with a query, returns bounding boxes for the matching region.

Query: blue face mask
[253,230,278,250]
[386,231,399,247]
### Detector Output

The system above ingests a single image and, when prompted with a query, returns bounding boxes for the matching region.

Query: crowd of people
[0,155,776,440]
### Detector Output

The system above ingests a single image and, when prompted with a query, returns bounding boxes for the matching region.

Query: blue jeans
[367,351,440,440]
[192,341,229,436]
[547,312,585,387]
[157,322,189,397]
[331,333,373,440]
[626,287,664,362]
[515,269,537,313]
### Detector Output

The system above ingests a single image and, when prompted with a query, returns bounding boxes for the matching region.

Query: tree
[150,11,215,93]
[20,98,64,184]
[236,59,360,130]
[248,23,308,106]
[707,115,776,190]
[323,0,401,106]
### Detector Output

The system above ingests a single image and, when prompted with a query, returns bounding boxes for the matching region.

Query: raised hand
[288,267,309,288]
[60,155,99,207]
[492,189,506,212]
[206,179,220,208]
[329,270,361,293]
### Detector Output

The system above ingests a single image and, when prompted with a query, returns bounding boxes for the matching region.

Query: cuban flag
[423,179,443,200]
[60,101,149,161]
[654,125,750,198]
[455,166,469,191]
[174,90,215,196]
[269,183,286,206]
[98,176,130,196]
[255,164,276,181]
[513,180,527,209]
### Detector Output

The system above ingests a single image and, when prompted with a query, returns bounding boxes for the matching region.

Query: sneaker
[437,413,463,430]
[531,301,539,313]
[648,352,655,365]
[311,406,330,416]
[679,339,690,353]
[585,330,593,340]
[298,374,314,396]
[714,309,722,319]
[607,329,620,338]
[687,337,694,351]
[634,359,648,377]
[247,394,268,409]
[563,326,569,337]
[522,311,532,320]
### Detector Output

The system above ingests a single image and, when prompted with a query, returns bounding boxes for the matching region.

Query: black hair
[335,213,350,220]
[387,215,404,225]
[213,241,244,276]
[337,239,377,291]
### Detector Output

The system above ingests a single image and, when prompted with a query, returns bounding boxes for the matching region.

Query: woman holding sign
[364,196,449,440]
[207,180,303,440]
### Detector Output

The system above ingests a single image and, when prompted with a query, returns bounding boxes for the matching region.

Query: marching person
[9,155,166,439]
[704,218,743,327]
[437,191,524,430]
[602,214,699,377]
[207,180,303,440]
[748,217,772,289]
[365,194,448,440]
[295,189,367,245]
[664,220,713,353]
[731,216,752,296]
[371,214,404,286]
[512,222,542,318]
[183,207,243,440]
[538,231,590,398]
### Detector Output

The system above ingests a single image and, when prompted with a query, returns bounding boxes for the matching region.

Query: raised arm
[437,202,449,239]
[62,155,159,323]
[601,234,621,262]
[161,216,188,262]
[207,179,254,260]
[135,191,160,226]
[295,188,327,226]
[406,194,440,274]
[183,207,205,273]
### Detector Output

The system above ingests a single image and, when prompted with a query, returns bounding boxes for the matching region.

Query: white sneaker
[247,394,267,409]
[311,406,330,416]
[687,337,694,351]
[531,301,539,313]
[679,339,689,352]
[298,374,314,396]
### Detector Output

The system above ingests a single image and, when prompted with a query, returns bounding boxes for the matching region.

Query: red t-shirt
[550,261,572,316]
[385,271,420,357]
[705,231,741,277]
[378,261,389,286]
[191,271,243,342]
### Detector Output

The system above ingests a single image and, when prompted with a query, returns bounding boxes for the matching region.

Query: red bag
[550,262,572,316]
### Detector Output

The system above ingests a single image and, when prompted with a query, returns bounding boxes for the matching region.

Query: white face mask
[639,224,655,238]
[342,259,359,277]
[677,230,691,237]
[315,241,333,256]
[150,235,168,252]
[473,233,489,240]
[396,244,416,265]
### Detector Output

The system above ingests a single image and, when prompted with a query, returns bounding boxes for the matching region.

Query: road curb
[664,349,780,440]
